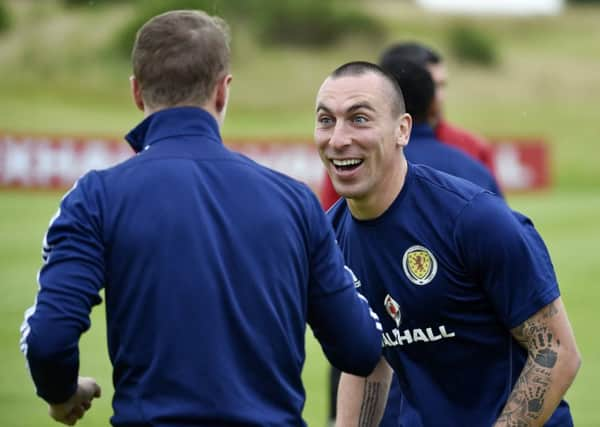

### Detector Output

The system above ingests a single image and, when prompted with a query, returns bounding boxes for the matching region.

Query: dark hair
[132,10,230,109]
[381,59,434,124]
[330,61,405,116]
[379,42,442,69]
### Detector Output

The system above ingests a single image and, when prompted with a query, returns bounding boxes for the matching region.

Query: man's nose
[329,122,351,149]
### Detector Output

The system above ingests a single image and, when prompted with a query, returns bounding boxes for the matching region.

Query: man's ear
[215,74,233,114]
[130,75,145,112]
[396,113,412,148]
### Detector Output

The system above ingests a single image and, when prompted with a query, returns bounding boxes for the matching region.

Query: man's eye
[353,115,368,124]
[318,116,333,125]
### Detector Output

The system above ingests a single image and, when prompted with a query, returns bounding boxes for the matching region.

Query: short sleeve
[454,193,560,328]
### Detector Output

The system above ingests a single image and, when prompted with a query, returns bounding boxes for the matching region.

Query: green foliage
[111,0,246,59]
[0,0,11,33]
[63,0,125,6]
[256,0,383,47]
[448,24,499,67]
[569,0,600,3]
[111,0,383,57]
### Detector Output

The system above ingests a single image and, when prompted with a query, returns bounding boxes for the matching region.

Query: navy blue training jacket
[21,107,382,427]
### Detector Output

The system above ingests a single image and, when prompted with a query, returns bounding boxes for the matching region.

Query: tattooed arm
[336,356,393,427]
[494,297,581,427]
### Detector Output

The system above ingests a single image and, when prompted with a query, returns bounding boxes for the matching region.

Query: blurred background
[1,0,599,425]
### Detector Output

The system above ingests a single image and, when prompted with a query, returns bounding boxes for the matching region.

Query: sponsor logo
[382,325,456,347]
[384,294,401,327]
[402,245,437,285]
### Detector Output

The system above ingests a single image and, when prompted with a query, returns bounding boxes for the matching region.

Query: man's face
[426,62,447,122]
[314,72,409,201]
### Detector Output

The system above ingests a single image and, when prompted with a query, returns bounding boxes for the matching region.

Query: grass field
[1,0,599,426]
[2,190,599,426]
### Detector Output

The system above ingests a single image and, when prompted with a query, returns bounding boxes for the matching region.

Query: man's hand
[48,377,101,425]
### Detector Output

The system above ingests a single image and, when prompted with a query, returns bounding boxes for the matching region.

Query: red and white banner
[0,133,325,190]
[491,138,551,191]
[0,132,550,192]
[0,134,131,189]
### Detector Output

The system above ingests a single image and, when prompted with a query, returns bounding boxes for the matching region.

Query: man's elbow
[565,346,582,381]
[556,343,581,392]
[338,333,382,377]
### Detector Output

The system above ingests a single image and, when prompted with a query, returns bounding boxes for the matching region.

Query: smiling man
[315,61,581,427]
[315,65,410,220]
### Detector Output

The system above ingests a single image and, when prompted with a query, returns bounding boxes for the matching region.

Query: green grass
[0,191,331,426]
[2,190,599,426]
[508,191,600,426]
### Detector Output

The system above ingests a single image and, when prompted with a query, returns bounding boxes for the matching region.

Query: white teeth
[332,159,362,167]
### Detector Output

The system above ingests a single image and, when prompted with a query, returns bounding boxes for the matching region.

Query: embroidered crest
[402,245,437,285]
[384,294,402,327]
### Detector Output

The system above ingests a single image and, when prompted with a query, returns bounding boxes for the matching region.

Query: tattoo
[358,380,382,427]
[495,302,560,426]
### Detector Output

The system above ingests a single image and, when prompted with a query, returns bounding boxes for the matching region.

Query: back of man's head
[382,59,435,124]
[379,42,442,69]
[132,10,230,110]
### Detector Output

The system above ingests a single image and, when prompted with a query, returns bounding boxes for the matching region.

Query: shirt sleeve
[20,172,105,404]
[305,192,382,376]
[454,192,560,329]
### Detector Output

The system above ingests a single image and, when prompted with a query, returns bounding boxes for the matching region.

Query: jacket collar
[125,107,221,153]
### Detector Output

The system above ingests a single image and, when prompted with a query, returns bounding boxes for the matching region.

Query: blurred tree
[111,0,253,59]
[0,0,11,33]
[63,0,126,6]
[255,0,383,47]
[448,24,499,67]
[111,0,383,57]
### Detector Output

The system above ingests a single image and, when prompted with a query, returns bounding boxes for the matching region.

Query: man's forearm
[495,353,556,426]
[494,300,581,426]
[336,357,392,427]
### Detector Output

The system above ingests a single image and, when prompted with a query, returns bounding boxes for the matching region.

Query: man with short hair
[315,61,580,427]
[20,11,382,426]
[319,41,498,211]
[331,58,505,427]
[325,57,503,427]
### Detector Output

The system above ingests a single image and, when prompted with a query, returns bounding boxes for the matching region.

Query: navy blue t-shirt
[328,163,572,427]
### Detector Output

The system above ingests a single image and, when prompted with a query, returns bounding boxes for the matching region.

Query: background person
[20,11,382,427]
[386,58,503,196]
[379,41,497,175]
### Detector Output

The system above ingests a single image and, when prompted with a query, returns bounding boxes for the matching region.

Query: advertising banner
[0,133,549,192]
